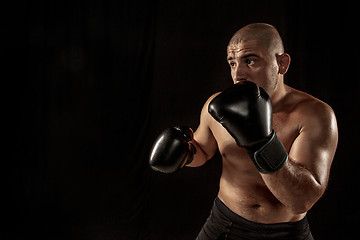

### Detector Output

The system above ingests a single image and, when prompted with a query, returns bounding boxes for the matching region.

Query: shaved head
[228,23,284,55]
[226,23,290,95]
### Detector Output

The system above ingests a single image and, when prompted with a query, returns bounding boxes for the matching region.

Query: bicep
[194,121,217,161]
[289,106,338,187]
[187,95,219,167]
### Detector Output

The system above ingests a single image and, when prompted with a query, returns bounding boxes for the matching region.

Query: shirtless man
[149,23,338,240]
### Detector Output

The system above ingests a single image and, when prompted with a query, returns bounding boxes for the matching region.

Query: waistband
[214,197,310,234]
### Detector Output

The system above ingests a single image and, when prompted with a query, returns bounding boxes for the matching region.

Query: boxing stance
[150,23,338,240]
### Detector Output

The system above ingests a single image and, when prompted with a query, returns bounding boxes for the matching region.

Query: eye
[229,61,236,68]
[246,59,255,66]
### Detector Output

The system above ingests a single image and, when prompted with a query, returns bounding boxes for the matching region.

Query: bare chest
[212,111,300,164]
[211,111,302,221]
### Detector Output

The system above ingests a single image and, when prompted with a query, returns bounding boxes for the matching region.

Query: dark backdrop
[4,0,359,239]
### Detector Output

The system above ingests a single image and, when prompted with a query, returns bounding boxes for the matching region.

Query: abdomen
[218,153,305,223]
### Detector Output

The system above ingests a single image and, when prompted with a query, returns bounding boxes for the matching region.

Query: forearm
[186,123,218,168]
[261,157,324,214]
[186,139,210,167]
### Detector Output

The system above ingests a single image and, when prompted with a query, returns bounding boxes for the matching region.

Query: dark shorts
[196,197,314,240]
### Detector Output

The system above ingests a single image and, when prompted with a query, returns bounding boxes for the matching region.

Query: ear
[277,53,291,74]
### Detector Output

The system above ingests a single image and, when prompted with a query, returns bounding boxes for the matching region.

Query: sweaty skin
[187,23,338,224]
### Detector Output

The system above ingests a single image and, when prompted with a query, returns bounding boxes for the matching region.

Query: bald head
[228,23,284,55]
[226,23,291,94]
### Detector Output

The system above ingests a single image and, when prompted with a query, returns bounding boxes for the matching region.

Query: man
[149,23,338,240]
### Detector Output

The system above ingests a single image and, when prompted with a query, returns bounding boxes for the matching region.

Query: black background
[4,0,359,239]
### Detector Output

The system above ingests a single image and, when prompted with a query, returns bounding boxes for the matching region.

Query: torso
[209,85,313,223]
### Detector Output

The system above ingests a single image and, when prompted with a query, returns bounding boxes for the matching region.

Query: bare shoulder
[206,92,221,106]
[285,86,338,145]
[285,86,336,125]
[200,92,221,121]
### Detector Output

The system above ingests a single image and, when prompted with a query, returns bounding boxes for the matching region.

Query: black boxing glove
[149,126,196,173]
[208,81,288,173]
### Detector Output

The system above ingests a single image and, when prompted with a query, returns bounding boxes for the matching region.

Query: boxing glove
[149,126,196,173]
[208,81,288,173]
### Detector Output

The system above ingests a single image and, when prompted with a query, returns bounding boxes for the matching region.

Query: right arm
[149,95,219,172]
[187,94,219,167]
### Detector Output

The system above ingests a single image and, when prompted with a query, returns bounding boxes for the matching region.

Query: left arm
[261,102,338,214]
[208,82,338,214]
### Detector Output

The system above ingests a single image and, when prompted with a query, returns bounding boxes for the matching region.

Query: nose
[232,66,247,83]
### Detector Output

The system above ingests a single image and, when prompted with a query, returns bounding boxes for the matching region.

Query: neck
[270,78,288,111]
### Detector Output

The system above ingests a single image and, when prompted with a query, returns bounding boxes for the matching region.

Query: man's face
[227,39,279,95]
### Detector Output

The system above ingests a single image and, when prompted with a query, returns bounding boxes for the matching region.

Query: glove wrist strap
[248,131,288,174]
